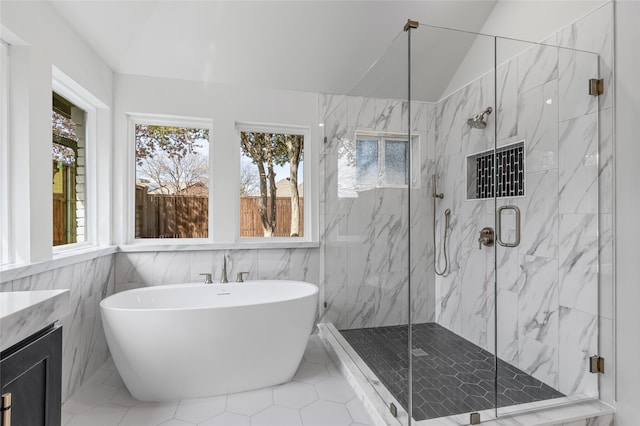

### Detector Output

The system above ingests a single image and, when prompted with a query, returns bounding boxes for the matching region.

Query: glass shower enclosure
[319,20,600,425]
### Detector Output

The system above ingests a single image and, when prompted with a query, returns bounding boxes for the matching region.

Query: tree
[240,131,303,237]
[240,132,288,237]
[240,161,260,196]
[135,124,208,165]
[281,134,303,236]
[137,150,208,194]
[135,125,209,194]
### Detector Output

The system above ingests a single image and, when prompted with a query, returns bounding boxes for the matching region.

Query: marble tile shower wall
[433,3,613,401]
[319,94,435,330]
[114,249,319,293]
[0,255,116,403]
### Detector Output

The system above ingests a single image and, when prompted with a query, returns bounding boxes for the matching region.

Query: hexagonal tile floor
[62,335,373,426]
[340,322,564,421]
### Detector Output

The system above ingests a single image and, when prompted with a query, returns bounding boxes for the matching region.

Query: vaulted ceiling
[47,1,499,101]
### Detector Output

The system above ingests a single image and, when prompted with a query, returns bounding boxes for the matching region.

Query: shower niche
[466,140,525,200]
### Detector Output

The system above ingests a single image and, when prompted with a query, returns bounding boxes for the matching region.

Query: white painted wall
[1,1,113,263]
[613,1,640,424]
[444,0,608,98]
[112,74,319,244]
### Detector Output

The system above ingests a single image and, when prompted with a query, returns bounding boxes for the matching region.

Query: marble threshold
[318,323,615,426]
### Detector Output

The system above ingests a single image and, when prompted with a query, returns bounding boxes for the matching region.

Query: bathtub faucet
[220,255,228,283]
[199,273,213,284]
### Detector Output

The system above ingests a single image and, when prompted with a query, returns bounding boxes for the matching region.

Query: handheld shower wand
[432,174,443,199]
[432,175,450,276]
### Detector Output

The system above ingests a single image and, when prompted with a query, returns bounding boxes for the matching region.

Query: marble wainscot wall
[433,3,613,400]
[0,253,116,403]
[114,248,320,292]
[319,94,435,330]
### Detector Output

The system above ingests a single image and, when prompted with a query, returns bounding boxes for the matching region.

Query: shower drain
[411,348,429,357]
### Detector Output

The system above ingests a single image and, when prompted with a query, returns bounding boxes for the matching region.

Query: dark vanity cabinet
[1,326,62,426]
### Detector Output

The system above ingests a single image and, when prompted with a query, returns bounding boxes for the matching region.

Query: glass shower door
[493,36,601,417]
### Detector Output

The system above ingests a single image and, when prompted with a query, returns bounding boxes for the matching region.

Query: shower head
[467,106,493,129]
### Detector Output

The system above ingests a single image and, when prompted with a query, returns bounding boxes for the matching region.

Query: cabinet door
[1,326,62,426]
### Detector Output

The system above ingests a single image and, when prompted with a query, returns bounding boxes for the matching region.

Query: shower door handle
[496,205,520,247]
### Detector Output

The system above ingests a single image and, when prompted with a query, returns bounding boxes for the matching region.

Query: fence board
[135,188,302,238]
[239,197,304,237]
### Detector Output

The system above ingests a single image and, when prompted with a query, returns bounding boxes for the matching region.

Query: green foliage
[52,111,78,142]
[135,125,209,165]
[240,132,288,166]
[240,131,303,237]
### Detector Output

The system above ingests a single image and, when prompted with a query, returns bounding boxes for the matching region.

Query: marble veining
[558,113,599,214]
[8,254,115,402]
[0,289,70,352]
[558,214,598,316]
[114,248,319,289]
[319,1,614,410]
[321,95,433,330]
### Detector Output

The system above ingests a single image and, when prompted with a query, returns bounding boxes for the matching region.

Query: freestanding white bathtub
[100,280,318,401]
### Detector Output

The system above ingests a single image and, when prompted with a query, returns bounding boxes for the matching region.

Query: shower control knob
[478,227,495,249]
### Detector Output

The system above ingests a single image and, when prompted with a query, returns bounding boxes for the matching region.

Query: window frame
[126,113,214,245]
[51,76,98,254]
[235,122,312,243]
[1,41,11,264]
[355,131,415,190]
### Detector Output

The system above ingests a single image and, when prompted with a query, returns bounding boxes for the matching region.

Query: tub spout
[220,255,228,283]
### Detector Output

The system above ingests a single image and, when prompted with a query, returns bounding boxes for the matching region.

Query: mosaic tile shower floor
[340,322,564,421]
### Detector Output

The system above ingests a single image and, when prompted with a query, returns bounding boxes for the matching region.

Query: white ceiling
[47,1,499,100]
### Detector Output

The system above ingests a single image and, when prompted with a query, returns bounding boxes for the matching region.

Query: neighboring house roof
[136,179,209,196]
[136,179,164,194]
[176,182,209,196]
[274,178,303,198]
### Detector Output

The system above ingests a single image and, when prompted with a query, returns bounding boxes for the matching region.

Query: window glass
[134,124,210,239]
[52,92,86,246]
[384,139,408,185]
[239,130,304,238]
[356,139,378,188]
[354,134,410,189]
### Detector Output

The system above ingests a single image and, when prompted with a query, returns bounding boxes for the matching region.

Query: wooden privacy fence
[135,188,303,238]
[240,196,304,237]
[136,189,208,238]
[53,193,65,245]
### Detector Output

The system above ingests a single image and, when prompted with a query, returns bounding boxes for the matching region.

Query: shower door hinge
[589,355,605,374]
[589,78,604,96]
[470,412,481,424]
[389,402,397,417]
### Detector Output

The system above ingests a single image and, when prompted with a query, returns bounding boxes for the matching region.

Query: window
[1,41,10,263]
[238,125,305,238]
[355,133,408,189]
[134,121,210,239]
[52,92,87,246]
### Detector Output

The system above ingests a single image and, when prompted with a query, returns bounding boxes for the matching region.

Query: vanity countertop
[1,289,70,352]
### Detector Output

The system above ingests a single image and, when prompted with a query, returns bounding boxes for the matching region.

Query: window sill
[0,246,118,284]
[117,241,320,252]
